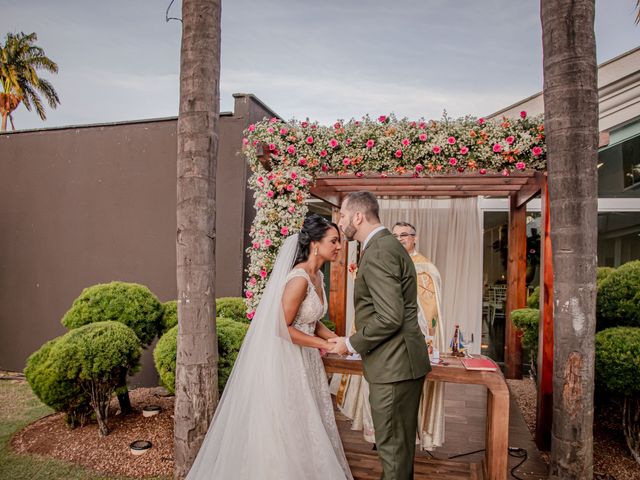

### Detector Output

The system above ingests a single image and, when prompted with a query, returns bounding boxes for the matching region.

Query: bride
[186,214,353,480]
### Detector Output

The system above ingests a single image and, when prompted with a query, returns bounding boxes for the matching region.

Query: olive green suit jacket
[349,229,431,384]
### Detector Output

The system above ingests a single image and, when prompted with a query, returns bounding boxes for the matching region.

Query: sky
[2,0,639,130]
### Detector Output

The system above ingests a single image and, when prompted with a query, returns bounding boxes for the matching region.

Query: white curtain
[378,197,483,354]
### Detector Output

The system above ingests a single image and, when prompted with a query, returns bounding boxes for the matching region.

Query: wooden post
[330,206,348,336]
[536,178,554,450]
[505,194,526,379]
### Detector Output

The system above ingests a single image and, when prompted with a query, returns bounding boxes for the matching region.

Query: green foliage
[61,281,163,346]
[216,297,249,323]
[596,266,616,288]
[154,318,249,394]
[24,338,91,427]
[161,300,177,333]
[595,327,640,396]
[511,308,540,367]
[321,318,336,332]
[527,287,540,309]
[597,261,640,331]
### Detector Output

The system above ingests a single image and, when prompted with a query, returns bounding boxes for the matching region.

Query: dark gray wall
[0,94,276,386]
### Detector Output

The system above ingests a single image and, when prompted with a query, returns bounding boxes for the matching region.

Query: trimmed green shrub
[597,266,616,289]
[61,281,163,346]
[527,287,540,309]
[154,318,249,394]
[595,327,640,396]
[597,260,640,331]
[54,321,141,436]
[161,300,177,333]
[25,338,92,428]
[216,297,249,323]
[511,308,540,376]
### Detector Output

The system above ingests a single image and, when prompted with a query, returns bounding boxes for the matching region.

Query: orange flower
[470,130,477,137]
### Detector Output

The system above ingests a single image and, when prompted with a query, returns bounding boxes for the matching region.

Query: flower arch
[242,112,546,317]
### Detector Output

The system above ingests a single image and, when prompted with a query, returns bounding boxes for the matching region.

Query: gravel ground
[507,377,640,480]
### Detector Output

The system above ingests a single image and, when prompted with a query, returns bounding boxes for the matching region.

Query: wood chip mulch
[11,387,175,478]
[508,377,640,480]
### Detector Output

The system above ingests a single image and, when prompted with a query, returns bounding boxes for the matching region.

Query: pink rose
[447,136,456,145]
[267,173,275,180]
[479,168,487,175]
[249,277,257,286]
[419,133,427,141]
[301,121,309,128]
[260,269,267,278]
[346,138,352,145]
[290,172,298,180]
[280,127,288,135]
[355,171,364,177]
[252,140,258,146]
[449,157,458,166]
[280,226,289,235]
[252,242,260,249]
[267,127,274,134]
[419,122,426,129]
[395,149,403,158]
[329,139,339,148]
[502,169,510,176]
[321,164,329,172]
[516,162,526,170]
[378,115,387,123]
[478,118,485,125]
[306,136,314,144]
[366,139,375,148]
[520,111,527,119]
[334,122,342,129]
[270,117,278,124]
[248,124,256,132]
[298,158,307,166]
[264,238,272,247]
[300,178,308,186]
[245,290,253,299]
[506,136,515,145]
[402,138,410,146]
[493,143,502,153]
[256,201,264,208]
[320,149,328,158]
[257,176,264,185]
[288,205,296,213]
[247,311,255,320]
[380,172,388,178]
[242,138,249,145]
[286,184,294,192]
[268,143,276,151]
[266,190,274,198]
[432,146,442,154]
[415,164,424,173]
[459,146,469,155]
[287,145,296,155]
[343,157,351,166]
[532,146,543,157]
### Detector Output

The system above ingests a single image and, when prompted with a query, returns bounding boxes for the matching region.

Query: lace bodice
[286,268,328,335]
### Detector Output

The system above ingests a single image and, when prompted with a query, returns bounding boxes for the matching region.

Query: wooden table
[323,354,510,480]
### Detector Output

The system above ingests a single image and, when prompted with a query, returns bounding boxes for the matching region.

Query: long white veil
[186,234,349,479]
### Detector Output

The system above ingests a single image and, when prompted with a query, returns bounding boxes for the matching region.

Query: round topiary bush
[510,308,540,377]
[161,300,177,333]
[61,281,163,346]
[154,318,249,394]
[597,266,616,289]
[216,297,249,323]
[597,260,640,331]
[54,321,142,436]
[25,338,92,428]
[595,327,640,463]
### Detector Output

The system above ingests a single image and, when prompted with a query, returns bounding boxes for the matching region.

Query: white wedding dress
[186,235,353,480]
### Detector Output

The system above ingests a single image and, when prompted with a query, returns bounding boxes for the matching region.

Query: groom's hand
[328,336,348,355]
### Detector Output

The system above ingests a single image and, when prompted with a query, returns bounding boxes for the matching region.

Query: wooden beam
[505,194,526,379]
[535,178,554,450]
[309,190,341,208]
[515,172,545,208]
[330,206,348,336]
[330,184,523,192]
[315,174,534,187]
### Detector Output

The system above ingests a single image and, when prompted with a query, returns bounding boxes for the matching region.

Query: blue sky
[2,0,639,130]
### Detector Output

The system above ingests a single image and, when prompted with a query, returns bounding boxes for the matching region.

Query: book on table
[461,357,499,371]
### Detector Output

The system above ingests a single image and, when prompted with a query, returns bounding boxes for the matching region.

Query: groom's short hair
[344,191,380,222]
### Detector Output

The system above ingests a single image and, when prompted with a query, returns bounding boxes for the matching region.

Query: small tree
[25,338,92,427]
[595,327,640,463]
[61,281,163,413]
[511,308,540,378]
[54,321,141,436]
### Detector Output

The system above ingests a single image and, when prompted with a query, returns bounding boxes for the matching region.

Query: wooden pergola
[310,171,554,449]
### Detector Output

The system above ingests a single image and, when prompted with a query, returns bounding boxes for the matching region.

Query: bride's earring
[314,247,318,256]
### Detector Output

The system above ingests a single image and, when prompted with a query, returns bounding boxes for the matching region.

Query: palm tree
[540,0,598,478]
[173,0,221,478]
[0,32,60,131]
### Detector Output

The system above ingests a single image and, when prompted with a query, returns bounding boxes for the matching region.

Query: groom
[330,191,431,480]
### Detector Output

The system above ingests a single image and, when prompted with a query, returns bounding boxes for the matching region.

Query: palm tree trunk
[541,0,598,478]
[1,113,7,132]
[173,0,221,478]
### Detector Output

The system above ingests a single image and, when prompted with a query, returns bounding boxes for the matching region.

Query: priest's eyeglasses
[393,233,415,239]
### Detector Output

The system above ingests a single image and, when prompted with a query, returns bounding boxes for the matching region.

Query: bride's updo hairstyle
[294,214,340,265]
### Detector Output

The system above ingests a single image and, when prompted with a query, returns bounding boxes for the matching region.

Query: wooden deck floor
[335,382,548,480]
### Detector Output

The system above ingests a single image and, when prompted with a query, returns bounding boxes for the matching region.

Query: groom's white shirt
[345,225,386,354]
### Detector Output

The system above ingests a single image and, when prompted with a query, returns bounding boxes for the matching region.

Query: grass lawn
[0,379,169,480]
